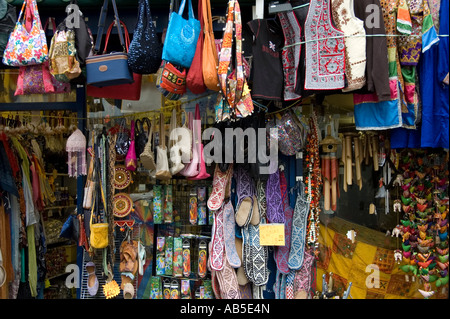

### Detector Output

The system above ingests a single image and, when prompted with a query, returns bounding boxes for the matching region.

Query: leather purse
[87,19,142,100]
[202,0,220,91]
[140,117,156,171]
[186,0,207,94]
[85,0,133,87]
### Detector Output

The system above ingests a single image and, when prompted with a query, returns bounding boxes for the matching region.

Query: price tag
[259,223,285,246]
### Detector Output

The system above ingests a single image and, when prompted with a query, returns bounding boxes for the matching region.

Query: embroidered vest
[331,0,367,92]
[304,0,346,90]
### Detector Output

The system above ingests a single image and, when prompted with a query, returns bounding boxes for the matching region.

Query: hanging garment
[247,18,284,101]
[290,0,313,98]
[353,0,403,130]
[353,0,391,101]
[304,0,346,90]
[413,0,447,149]
[278,11,302,101]
[331,0,367,92]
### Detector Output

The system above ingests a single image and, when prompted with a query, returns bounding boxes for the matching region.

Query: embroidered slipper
[208,243,222,299]
[266,168,285,224]
[257,179,267,219]
[274,171,294,274]
[241,224,253,283]
[250,194,260,225]
[210,204,225,271]
[207,164,233,211]
[223,200,241,268]
[235,236,249,285]
[234,165,254,227]
[288,182,310,270]
[216,257,241,299]
[293,250,315,298]
[285,270,296,299]
[249,222,269,286]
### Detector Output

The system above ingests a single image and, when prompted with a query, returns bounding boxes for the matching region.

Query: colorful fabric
[397,0,413,34]
[278,11,302,101]
[316,222,448,299]
[304,0,346,90]
[2,0,48,67]
[422,0,440,52]
[331,0,367,92]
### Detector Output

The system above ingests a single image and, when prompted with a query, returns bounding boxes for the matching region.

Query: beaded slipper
[274,171,294,274]
[288,182,310,270]
[207,164,233,211]
[234,165,254,227]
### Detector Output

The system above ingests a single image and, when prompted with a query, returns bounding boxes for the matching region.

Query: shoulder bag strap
[94,0,126,54]
[103,20,130,53]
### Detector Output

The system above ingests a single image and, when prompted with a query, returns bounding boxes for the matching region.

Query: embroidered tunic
[278,11,302,101]
[304,0,346,90]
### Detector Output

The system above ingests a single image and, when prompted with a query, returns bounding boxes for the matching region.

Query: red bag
[87,20,142,100]
[15,17,70,96]
[186,0,206,95]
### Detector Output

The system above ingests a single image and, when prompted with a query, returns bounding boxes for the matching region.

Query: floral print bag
[2,0,48,67]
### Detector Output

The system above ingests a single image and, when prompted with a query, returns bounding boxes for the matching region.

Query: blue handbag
[85,0,133,87]
[128,0,162,74]
[162,0,201,68]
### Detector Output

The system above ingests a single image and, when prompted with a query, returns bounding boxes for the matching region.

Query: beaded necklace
[304,111,322,255]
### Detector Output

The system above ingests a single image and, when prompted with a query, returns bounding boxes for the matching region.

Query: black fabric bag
[127,0,162,74]
[0,0,16,58]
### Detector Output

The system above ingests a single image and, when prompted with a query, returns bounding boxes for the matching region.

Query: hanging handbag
[87,20,142,100]
[128,0,162,74]
[89,192,109,249]
[14,17,71,96]
[125,120,137,171]
[202,0,220,91]
[2,0,48,67]
[85,0,133,87]
[48,24,82,82]
[266,110,304,156]
[89,158,109,250]
[135,117,150,158]
[186,0,207,94]
[155,113,172,181]
[188,104,210,180]
[161,0,201,68]
[156,60,187,101]
[140,117,156,171]
[115,119,130,158]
